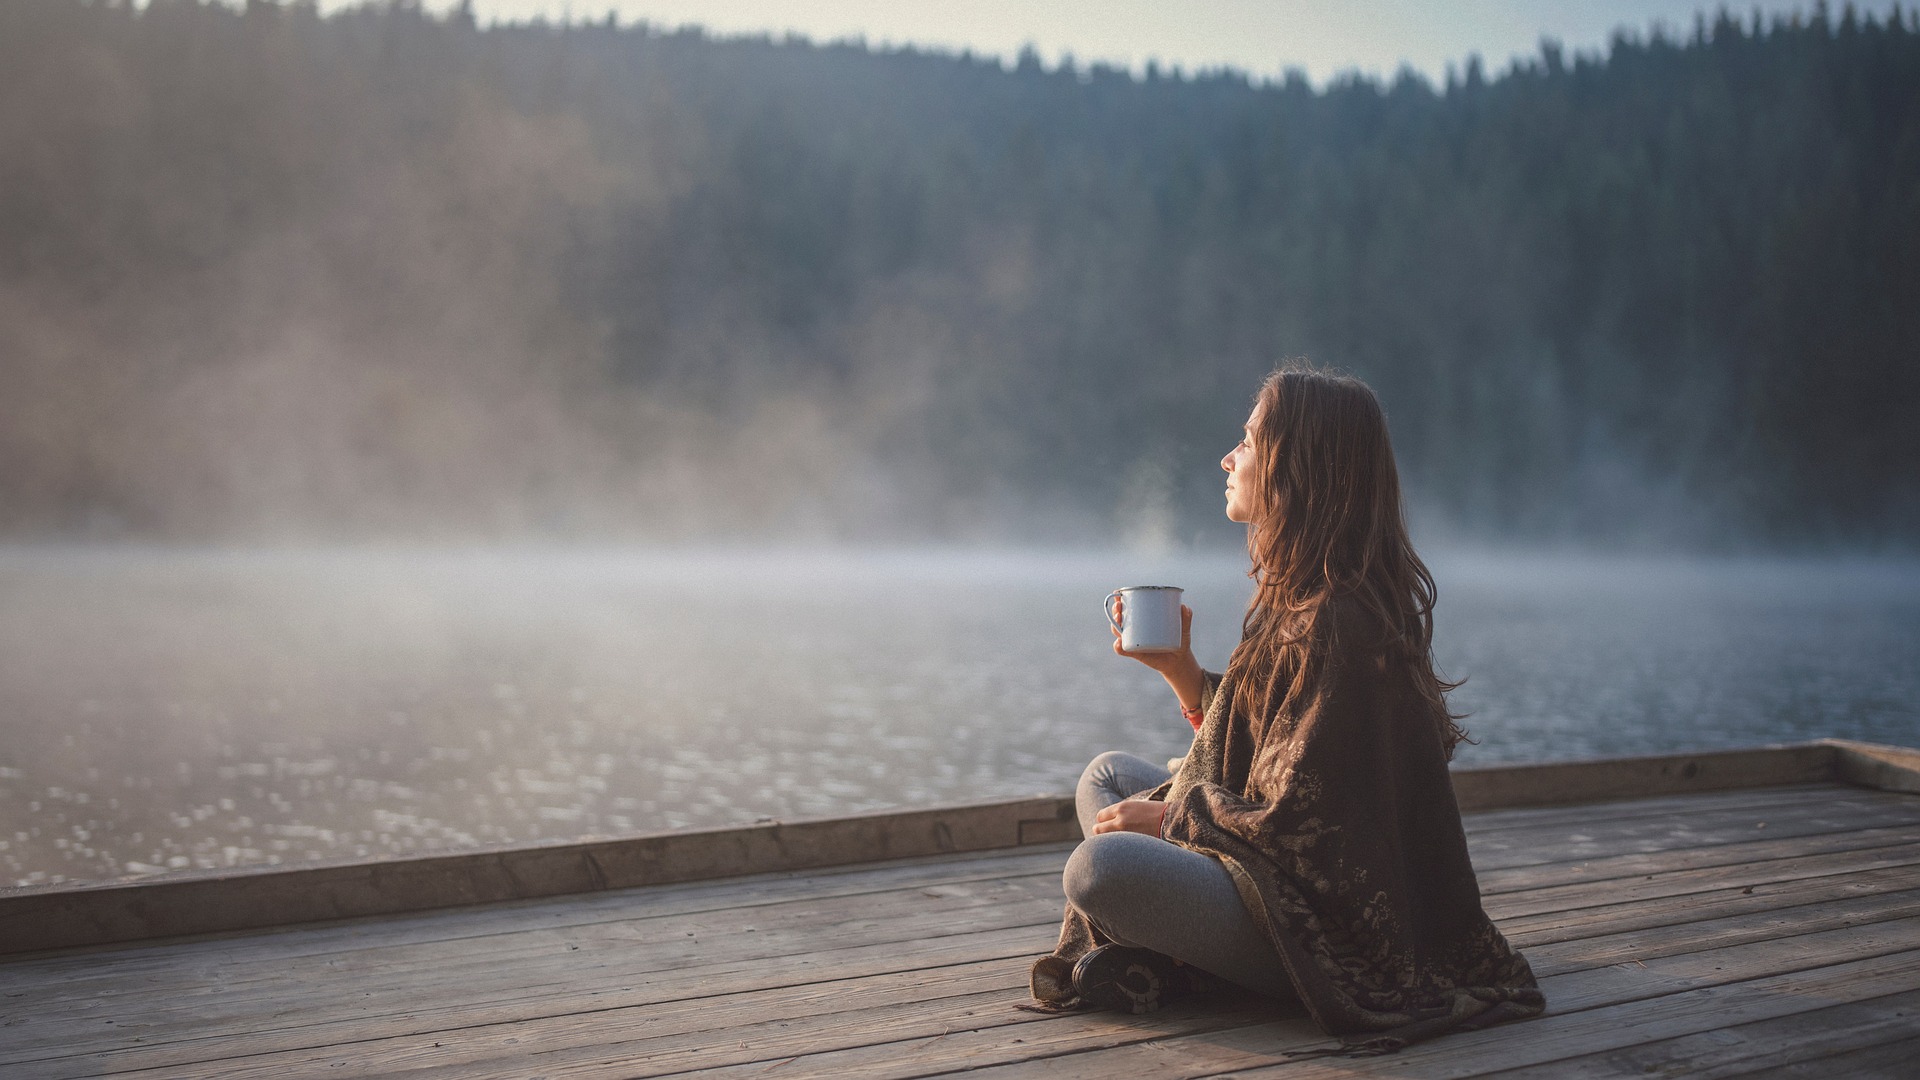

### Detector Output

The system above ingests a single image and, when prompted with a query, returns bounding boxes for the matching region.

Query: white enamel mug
[1104,585,1184,653]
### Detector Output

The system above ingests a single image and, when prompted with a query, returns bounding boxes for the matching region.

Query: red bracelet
[1180,703,1203,730]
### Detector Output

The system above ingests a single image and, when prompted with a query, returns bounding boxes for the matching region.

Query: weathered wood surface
[2,780,1918,1078]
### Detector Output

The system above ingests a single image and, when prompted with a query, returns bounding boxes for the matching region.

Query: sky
[338,1,1905,85]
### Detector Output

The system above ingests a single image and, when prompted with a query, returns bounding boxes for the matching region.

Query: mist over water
[3,546,1915,887]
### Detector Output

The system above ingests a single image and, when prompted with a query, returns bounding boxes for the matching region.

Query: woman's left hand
[1092,799,1168,837]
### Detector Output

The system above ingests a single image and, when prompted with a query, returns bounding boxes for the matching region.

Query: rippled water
[1,547,1916,887]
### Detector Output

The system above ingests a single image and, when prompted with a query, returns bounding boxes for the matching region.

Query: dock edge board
[2,738,1914,956]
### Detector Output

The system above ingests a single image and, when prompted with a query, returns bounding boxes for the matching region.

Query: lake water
[2,547,1916,887]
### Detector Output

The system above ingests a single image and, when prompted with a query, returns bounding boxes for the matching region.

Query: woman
[1027,363,1544,1054]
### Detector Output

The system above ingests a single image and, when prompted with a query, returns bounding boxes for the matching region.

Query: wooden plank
[1468,987,1920,1078]
[0,866,1064,999]
[1517,887,1920,978]
[0,861,1071,1007]
[1497,863,1920,945]
[2,843,1076,976]
[1463,798,1920,873]
[0,796,1081,955]
[1463,784,1913,840]
[0,885,1069,1054]
[651,998,1284,1080]
[1450,744,1837,812]
[11,967,1045,1080]
[1204,924,1920,1080]
[1476,825,1920,896]
[110,986,1102,1080]
[1471,784,1918,832]
[1727,1033,1920,1079]
[931,1013,1327,1080]
[0,919,1063,1072]
[956,945,1920,1080]
[1447,917,1920,1031]
[1472,777,1909,841]
[17,954,998,1076]
[1459,782,1870,834]
[1485,843,1920,921]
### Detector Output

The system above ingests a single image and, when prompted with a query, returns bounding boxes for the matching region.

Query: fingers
[1089,801,1165,837]
[1090,806,1116,833]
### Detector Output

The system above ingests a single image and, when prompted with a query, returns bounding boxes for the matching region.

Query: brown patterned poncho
[1030,598,1544,1053]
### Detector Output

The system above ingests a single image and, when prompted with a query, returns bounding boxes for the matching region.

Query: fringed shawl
[1030,598,1544,1053]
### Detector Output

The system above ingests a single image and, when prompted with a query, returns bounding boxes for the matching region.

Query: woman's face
[1221,404,1261,523]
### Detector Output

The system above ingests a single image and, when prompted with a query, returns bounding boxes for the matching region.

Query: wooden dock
[2,739,1918,1077]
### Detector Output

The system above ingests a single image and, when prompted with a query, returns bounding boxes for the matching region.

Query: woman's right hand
[1110,596,1206,710]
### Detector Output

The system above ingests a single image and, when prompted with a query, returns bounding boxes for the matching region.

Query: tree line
[2,0,1915,548]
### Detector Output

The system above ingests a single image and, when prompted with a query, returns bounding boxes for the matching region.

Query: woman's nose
[1221,451,1234,472]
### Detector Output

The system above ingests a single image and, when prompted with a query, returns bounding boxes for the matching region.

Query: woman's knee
[1063,831,1159,915]
[1078,750,1133,790]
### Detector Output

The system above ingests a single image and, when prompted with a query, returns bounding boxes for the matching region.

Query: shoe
[1071,945,1186,1014]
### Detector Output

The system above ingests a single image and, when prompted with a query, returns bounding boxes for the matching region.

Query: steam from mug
[1104,585,1184,653]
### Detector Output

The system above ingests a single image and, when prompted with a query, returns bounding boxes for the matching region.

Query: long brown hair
[1231,361,1469,756]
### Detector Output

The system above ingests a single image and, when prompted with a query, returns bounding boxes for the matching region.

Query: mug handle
[1103,590,1124,634]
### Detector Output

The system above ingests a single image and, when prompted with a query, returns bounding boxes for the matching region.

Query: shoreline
[4,738,1915,957]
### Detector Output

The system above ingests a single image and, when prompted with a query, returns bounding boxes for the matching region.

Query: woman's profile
[1026,362,1544,1054]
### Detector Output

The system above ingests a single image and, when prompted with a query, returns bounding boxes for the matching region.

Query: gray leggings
[1067,751,1297,1001]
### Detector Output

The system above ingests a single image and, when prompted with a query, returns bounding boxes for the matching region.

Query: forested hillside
[3,0,1916,547]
